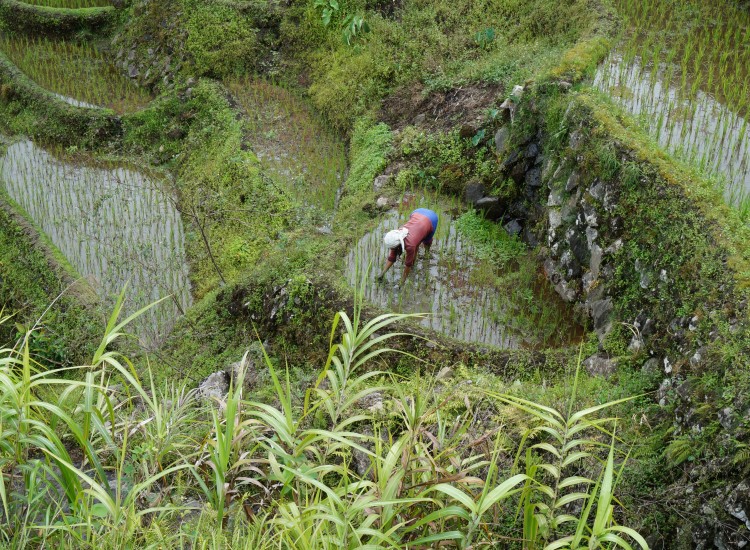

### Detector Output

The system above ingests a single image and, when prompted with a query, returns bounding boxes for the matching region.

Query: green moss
[395,127,499,194]
[183,0,263,78]
[455,210,525,266]
[0,50,122,148]
[115,0,278,86]
[345,117,392,193]
[0,0,117,39]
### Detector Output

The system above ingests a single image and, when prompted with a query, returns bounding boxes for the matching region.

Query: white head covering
[384,228,408,252]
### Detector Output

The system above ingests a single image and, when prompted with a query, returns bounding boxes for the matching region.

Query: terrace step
[0,49,122,147]
[0,0,116,38]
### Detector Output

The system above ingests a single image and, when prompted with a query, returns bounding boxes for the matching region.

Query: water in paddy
[346,205,581,349]
[226,77,347,213]
[0,139,191,347]
[594,54,750,205]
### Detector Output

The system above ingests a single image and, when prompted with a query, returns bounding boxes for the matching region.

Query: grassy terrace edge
[529,3,750,336]
[580,91,750,285]
[0,188,102,363]
[0,185,94,298]
[0,49,122,146]
[0,0,116,38]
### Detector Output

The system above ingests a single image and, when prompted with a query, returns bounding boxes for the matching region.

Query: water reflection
[348,209,524,348]
[594,54,750,204]
[53,92,98,109]
[0,139,192,347]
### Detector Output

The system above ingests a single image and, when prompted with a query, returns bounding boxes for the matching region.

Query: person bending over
[377,208,438,285]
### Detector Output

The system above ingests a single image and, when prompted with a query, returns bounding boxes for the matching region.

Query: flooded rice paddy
[346,202,581,349]
[595,54,750,206]
[226,78,347,212]
[597,0,750,211]
[0,35,151,114]
[0,139,191,347]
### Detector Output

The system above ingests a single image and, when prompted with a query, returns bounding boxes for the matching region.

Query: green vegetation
[0,301,647,548]
[0,202,99,365]
[0,0,115,39]
[614,0,750,116]
[161,80,294,297]
[0,0,749,544]
[456,210,525,266]
[0,138,191,347]
[595,0,750,215]
[21,0,110,7]
[114,0,277,84]
[0,49,121,146]
[456,210,582,347]
[0,35,151,114]
[395,127,499,196]
[345,118,392,193]
[226,77,347,211]
[281,0,604,133]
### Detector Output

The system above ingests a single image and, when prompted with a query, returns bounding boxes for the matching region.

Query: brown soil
[380,81,504,132]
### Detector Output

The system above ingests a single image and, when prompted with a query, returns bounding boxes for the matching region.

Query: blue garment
[412,208,439,241]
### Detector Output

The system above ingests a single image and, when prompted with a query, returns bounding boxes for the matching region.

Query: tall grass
[0,34,151,114]
[0,292,646,548]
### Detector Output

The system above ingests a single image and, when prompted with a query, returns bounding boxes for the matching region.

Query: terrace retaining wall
[0,50,122,147]
[0,0,117,38]
[466,82,750,547]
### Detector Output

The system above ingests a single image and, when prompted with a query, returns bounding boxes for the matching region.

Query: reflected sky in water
[595,54,750,204]
[0,139,192,348]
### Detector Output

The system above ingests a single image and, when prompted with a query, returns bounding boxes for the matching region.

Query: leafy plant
[342,14,371,45]
[486,359,649,549]
[314,0,370,44]
[314,0,340,26]
[474,27,497,50]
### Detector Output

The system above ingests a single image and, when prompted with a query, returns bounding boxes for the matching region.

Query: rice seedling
[20,0,111,7]
[0,34,151,114]
[594,0,750,212]
[225,77,347,212]
[345,194,580,349]
[0,139,192,348]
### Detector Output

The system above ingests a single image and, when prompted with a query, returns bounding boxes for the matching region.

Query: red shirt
[387,212,434,267]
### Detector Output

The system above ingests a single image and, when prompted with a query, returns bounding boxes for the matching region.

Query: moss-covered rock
[0,0,117,39]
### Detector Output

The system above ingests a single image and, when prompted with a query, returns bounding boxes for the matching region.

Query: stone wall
[466,85,750,546]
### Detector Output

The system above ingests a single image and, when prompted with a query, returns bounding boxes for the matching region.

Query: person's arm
[377,259,395,281]
[401,265,412,284]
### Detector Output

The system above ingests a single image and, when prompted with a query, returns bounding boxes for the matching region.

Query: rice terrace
[2,0,750,548]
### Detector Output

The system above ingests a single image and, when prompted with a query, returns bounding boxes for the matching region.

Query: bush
[183,0,262,78]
